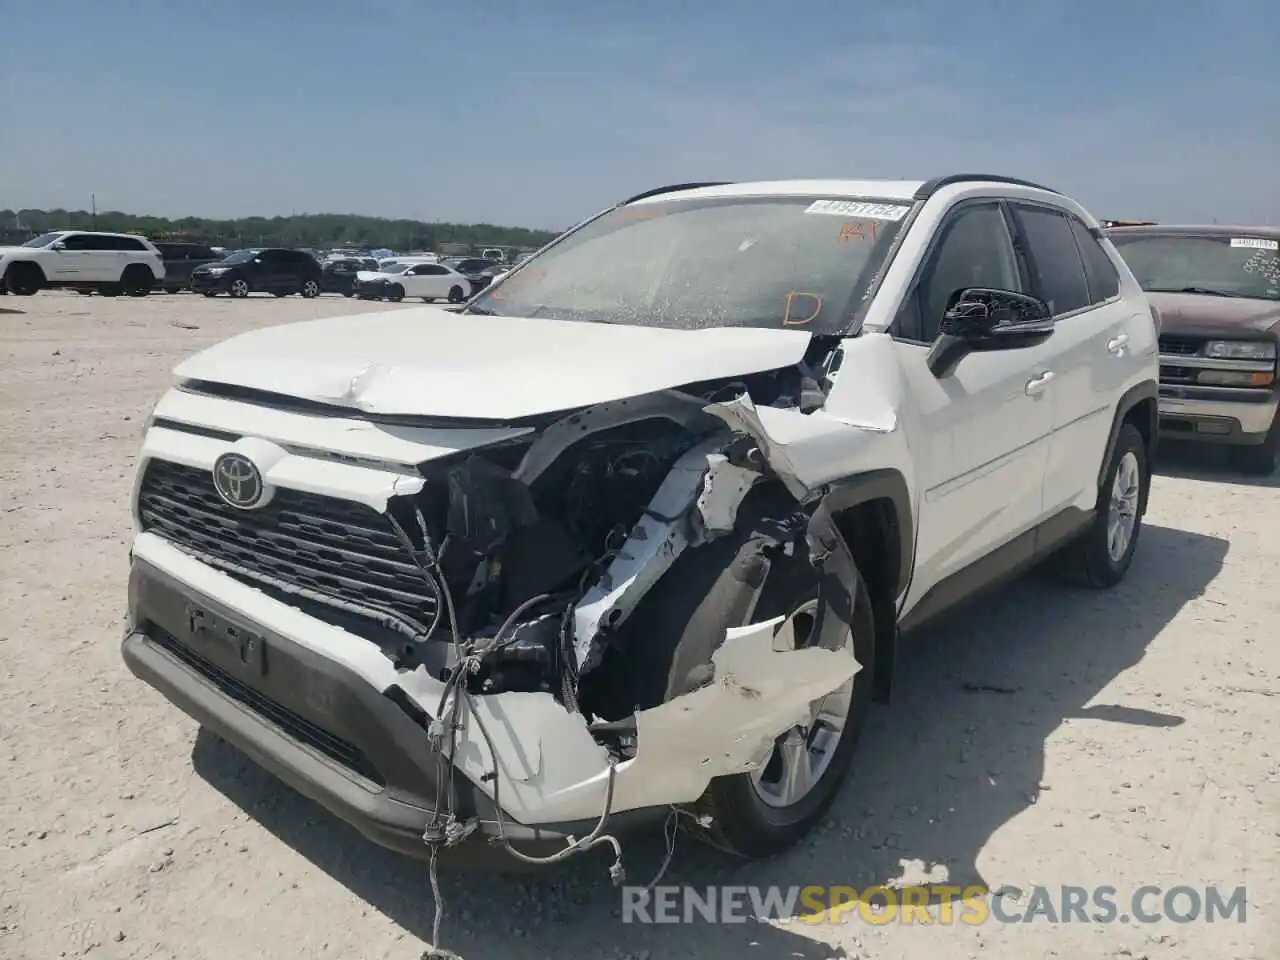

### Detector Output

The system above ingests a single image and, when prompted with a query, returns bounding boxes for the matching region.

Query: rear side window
[113,236,147,251]
[1070,219,1121,302]
[1011,205,1090,315]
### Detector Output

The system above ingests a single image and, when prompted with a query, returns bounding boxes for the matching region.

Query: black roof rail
[621,181,735,205]
[913,174,1057,200]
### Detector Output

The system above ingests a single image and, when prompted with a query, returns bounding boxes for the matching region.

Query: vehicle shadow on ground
[192,522,1227,959]
[1154,439,1280,488]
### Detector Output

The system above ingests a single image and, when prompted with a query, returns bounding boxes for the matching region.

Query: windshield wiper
[1149,286,1244,298]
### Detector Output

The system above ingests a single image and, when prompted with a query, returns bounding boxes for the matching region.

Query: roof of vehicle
[626,174,1057,206]
[45,229,151,239]
[1106,223,1280,239]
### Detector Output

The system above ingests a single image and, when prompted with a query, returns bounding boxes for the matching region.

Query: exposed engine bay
[373,355,834,727]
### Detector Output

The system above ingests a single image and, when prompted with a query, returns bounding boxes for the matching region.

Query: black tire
[97,284,121,297]
[387,284,405,302]
[300,278,320,299]
[447,285,465,303]
[228,278,251,299]
[201,291,218,298]
[342,290,354,298]
[4,262,45,296]
[1057,422,1149,587]
[598,493,875,859]
[272,290,288,298]
[121,264,154,297]
[423,297,435,303]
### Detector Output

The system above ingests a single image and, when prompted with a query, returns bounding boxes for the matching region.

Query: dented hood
[173,306,816,420]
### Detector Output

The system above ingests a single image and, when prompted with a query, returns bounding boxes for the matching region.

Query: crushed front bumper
[122,557,650,863]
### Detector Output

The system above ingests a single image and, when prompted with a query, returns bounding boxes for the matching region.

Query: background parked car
[447,256,506,294]
[355,261,470,302]
[152,241,222,292]
[1,230,164,297]
[190,248,322,298]
[320,257,364,297]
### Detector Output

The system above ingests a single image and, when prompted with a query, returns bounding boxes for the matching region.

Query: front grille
[1159,336,1203,356]
[152,628,385,787]
[137,460,438,635]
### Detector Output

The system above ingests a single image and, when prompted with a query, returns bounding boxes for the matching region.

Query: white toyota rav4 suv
[1,230,165,296]
[122,175,1159,878]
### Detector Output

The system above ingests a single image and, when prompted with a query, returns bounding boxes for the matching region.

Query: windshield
[466,194,911,332]
[1110,234,1280,301]
[22,232,63,248]
[379,264,411,275]
[220,249,258,265]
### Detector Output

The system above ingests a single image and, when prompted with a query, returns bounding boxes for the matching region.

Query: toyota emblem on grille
[212,452,265,509]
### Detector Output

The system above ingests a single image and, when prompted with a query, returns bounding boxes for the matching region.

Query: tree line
[0,208,560,252]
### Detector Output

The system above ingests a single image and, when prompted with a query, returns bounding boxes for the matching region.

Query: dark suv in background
[153,241,222,292]
[190,248,322,298]
[319,257,365,296]
[448,256,506,294]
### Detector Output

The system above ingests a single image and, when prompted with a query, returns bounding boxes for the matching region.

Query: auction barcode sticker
[1230,237,1279,250]
[805,199,911,221]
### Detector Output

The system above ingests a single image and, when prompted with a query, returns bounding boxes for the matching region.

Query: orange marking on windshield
[784,291,823,325]
[838,220,878,243]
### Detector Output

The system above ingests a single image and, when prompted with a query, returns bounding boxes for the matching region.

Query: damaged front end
[127,335,903,877]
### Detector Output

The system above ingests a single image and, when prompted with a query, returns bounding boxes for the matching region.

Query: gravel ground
[1,291,1277,960]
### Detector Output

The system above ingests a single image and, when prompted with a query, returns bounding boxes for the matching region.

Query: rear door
[1008,203,1130,517]
[407,263,451,298]
[253,250,291,291]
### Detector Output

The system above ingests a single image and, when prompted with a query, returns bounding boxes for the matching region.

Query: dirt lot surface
[1,291,1277,960]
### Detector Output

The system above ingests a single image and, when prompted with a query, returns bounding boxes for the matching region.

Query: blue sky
[1,0,1277,230]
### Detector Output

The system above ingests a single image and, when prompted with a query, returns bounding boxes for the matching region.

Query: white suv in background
[122,175,1158,876]
[0,230,165,296]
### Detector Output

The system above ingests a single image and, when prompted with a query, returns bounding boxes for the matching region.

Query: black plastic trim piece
[820,469,915,598]
[1098,380,1159,490]
[913,174,1058,201]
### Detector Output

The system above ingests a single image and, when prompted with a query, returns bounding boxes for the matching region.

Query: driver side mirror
[927,287,1054,377]
[51,241,67,251]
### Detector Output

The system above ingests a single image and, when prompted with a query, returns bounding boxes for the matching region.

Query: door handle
[1107,334,1129,354]
[1025,370,1055,395]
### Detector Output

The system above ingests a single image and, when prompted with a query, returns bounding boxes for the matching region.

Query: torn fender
[419,614,859,825]
[703,331,914,497]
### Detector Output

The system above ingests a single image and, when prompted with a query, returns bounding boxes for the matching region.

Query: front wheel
[300,279,320,299]
[228,278,250,298]
[1057,422,1149,587]
[601,496,875,859]
[3,263,45,296]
